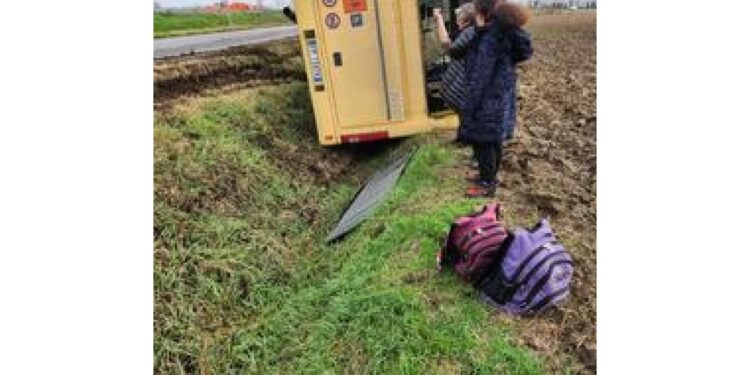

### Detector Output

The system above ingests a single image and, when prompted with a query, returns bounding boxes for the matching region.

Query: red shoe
[465,173,481,183]
[465,181,497,198]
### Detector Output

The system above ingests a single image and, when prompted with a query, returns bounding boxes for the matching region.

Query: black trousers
[472,141,503,184]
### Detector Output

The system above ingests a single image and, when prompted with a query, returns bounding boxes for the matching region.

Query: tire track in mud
[154,40,307,107]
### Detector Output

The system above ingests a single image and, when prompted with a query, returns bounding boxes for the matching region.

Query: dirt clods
[496,11,597,374]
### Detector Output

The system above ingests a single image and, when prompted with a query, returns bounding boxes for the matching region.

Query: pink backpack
[437,203,509,284]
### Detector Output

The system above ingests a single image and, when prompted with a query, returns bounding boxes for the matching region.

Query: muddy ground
[501,11,597,373]
[154,10,596,373]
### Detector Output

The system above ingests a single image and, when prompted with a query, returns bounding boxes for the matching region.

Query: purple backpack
[478,218,573,315]
[437,203,509,284]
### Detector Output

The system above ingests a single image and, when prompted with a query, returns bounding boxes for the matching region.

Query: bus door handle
[333,52,343,67]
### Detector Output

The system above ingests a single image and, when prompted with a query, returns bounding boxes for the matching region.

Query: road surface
[154,25,299,59]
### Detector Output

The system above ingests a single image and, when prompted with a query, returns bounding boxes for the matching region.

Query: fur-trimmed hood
[494,2,531,28]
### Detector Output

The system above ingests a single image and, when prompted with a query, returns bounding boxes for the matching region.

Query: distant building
[228,2,251,11]
[201,2,263,13]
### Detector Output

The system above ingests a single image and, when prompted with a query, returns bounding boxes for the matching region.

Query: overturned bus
[289,0,464,145]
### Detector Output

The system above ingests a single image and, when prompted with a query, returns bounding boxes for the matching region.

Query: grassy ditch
[154,82,550,374]
[154,11,291,38]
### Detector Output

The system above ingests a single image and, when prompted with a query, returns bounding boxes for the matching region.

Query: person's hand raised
[475,13,486,27]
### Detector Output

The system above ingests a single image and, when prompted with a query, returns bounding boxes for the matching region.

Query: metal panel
[318,0,390,128]
[326,150,414,243]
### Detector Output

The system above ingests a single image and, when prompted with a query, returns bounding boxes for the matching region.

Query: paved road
[154,25,299,59]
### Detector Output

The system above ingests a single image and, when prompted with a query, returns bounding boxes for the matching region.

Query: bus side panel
[294,0,340,145]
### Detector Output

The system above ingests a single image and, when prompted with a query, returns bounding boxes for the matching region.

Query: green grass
[154,82,547,374]
[154,11,291,38]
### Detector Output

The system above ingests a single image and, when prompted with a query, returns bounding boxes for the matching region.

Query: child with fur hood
[462,0,533,198]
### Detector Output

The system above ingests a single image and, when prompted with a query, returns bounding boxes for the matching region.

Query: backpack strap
[480,202,502,221]
[458,220,501,250]
[527,218,554,243]
[474,231,514,289]
[506,240,558,284]
[526,287,570,314]
[476,232,515,299]
[519,254,571,293]
[437,222,461,270]
[520,259,573,310]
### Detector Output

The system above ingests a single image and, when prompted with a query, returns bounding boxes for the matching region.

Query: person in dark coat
[461,0,533,197]
[433,4,477,113]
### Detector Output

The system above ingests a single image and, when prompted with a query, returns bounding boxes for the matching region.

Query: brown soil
[154,41,306,107]
[497,11,597,374]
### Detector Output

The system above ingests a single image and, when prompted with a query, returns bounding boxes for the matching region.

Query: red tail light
[341,131,389,144]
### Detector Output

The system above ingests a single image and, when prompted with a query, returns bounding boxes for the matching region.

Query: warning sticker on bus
[325,13,341,29]
[343,0,367,13]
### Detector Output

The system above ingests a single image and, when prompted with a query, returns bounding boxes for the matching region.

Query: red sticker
[343,0,367,13]
[325,13,341,29]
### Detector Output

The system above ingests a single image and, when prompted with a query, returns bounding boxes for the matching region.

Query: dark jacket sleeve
[511,29,533,63]
[462,29,498,116]
[447,26,476,59]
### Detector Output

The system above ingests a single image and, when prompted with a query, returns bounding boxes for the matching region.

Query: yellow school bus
[292,0,460,145]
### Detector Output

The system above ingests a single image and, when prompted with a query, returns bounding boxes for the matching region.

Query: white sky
[157,0,292,8]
